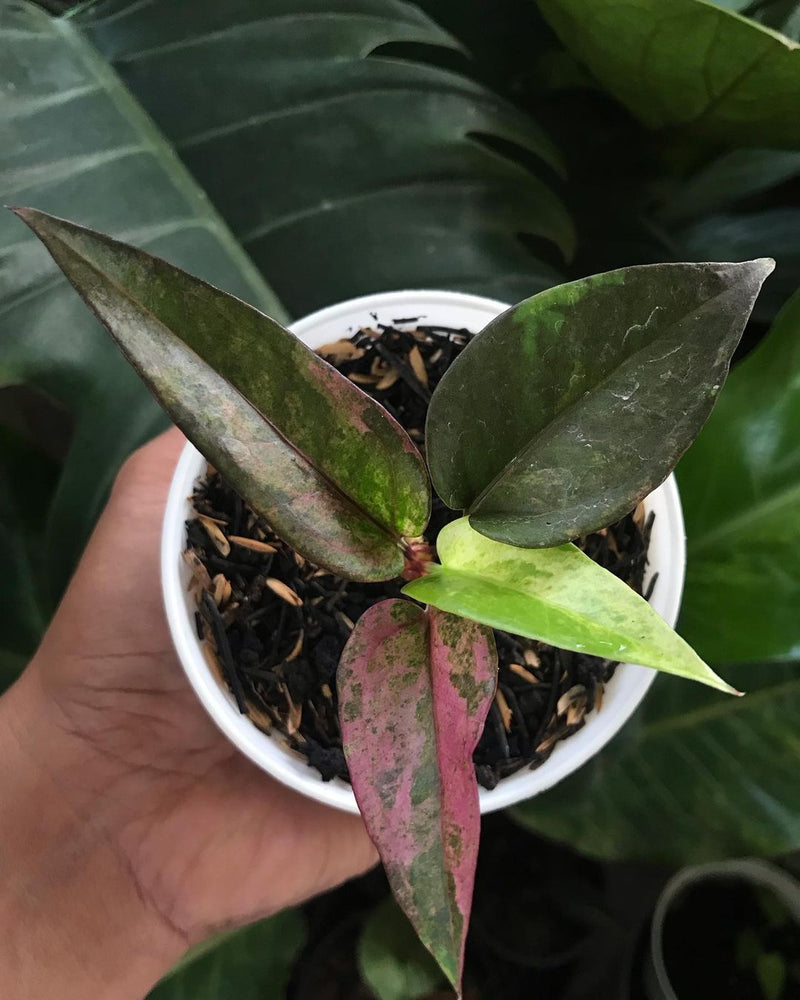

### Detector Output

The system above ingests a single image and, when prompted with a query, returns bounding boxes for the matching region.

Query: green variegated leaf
[404,518,733,691]
[15,209,431,581]
[426,261,772,547]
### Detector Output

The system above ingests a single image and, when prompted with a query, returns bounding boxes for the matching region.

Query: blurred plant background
[2,0,799,996]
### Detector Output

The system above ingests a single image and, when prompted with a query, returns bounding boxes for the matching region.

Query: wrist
[0,666,184,1000]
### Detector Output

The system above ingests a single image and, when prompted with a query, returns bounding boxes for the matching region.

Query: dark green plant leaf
[0,0,284,601]
[677,209,800,324]
[16,209,430,581]
[74,0,572,314]
[537,0,800,149]
[426,261,772,547]
[403,518,733,691]
[677,287,800,663]
[147,909,306,1000]
[357,897,445,1000]
[655,148,800,226]
[511,660,800,864]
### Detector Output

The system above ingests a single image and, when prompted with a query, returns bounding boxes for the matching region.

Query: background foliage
[2,0,799,996]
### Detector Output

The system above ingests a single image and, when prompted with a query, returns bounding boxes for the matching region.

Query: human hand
[0,429,377,1000]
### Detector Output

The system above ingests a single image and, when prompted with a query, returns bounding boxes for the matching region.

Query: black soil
[185,318,654,789]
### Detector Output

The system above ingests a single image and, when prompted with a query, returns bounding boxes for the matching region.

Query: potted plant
[161,288,688,816]
[13,206,772,997]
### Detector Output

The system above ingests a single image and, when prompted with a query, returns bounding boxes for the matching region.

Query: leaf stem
[401,537,436,581]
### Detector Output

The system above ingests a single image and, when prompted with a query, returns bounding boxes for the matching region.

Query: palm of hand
[16,430,375,949]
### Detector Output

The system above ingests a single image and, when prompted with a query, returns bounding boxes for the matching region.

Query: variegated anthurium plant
[14,207,772,996]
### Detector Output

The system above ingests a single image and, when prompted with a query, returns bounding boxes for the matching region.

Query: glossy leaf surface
[76,0,572,314]
[0,0,284,600]
[338,599,497,994]
[427,261,772,547]
[16,209,430,581]
[147,909,306,999]
[511,661,800,864]
[404,518,733,692]
[677,287,800,662]
[537,0,800,149]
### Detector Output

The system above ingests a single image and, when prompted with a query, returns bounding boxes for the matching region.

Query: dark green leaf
[656,149,800,226]
[357,897,445,1000]
[677,287,800,663]
[147,910,306,1000]
[511,660,800,864]
[677,209,800,324]
[74,0,572,315]
[537,0,800,149]
[0,0,285,600]
[403,518,733,691]
[16,208,430,581]
[426,261,772,547]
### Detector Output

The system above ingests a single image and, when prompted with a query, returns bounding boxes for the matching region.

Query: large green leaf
[511,660,800,864]
[74,0,572,314]
[147,909,306,1000]
[0,0,284,602]
[537,0,800,149]
[677,287,800,663]
[426,261,772,547]
[17,209,430,581]
[403,518,733,691]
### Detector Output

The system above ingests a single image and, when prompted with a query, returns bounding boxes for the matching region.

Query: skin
[0,428,377,1000]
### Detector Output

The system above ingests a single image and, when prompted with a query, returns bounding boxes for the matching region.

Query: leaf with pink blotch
[337,599,497,996]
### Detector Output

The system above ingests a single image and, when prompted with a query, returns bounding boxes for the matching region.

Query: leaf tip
[7,205,45,230]
[746,256,776,280]
[710,672,742,697]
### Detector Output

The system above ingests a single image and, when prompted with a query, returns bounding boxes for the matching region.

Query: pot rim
[161,288,685,815]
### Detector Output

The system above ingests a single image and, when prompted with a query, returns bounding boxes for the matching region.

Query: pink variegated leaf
[13,208,430,582]
[338,599,497,996]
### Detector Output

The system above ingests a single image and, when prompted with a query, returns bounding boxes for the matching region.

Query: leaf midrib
[419,558,638,656]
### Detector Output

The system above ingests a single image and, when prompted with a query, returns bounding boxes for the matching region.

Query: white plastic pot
[161,289,686,815]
